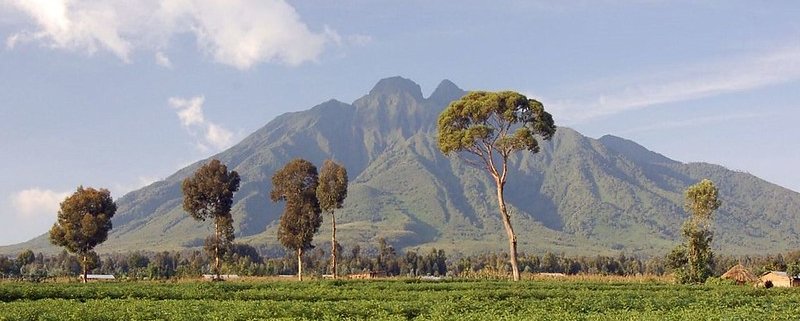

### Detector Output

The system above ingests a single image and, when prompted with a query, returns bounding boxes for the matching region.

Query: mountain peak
[428,79,466,104]
[368,76,424,100]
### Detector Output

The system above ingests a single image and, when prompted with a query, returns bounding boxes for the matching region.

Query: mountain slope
[5,76,800,256]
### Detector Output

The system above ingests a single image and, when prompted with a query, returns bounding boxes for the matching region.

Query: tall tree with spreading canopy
[437,91,556,281]
[181,159,240,280]
[271,158,323,281]
[316,159,348,279]
[669,179,722,284]
[49,186,117,283]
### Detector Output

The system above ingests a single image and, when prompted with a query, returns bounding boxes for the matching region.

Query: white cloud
[205,123,233,151]
[155,51,172,68]
[169,96,204,127]
[547,46,800,124]
[169,95,234,151]
[10,188,69,219]
[3,0,339,69]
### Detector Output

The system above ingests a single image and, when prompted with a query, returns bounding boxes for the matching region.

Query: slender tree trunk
[297,248,304,281]
[495,179,520,281]
[214,221,220,280]
[331,212,337,279]
[82,254,88,283]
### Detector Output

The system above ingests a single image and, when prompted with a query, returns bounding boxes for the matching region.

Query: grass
[0,277,796,320]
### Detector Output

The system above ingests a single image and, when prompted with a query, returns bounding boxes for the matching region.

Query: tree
[670,179,722,284]
[16,249,35,268]
[436,91,556,281]
[49,186,117,282]
[271,158,322,281]
[316,159,348,278]
[181,159,240,280]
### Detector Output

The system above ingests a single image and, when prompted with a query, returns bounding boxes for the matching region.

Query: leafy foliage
[49,186,116,280]
[272,158,323,280]
[317,159,348,214]
[181,159,240,277]
[671,179,721,284]
[316,159,348,277]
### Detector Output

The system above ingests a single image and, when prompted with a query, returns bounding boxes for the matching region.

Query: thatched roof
[721,264,758,284]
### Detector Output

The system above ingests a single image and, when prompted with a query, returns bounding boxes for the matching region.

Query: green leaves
[181,159,241,277]
[49,186,117,256]
[271,158,323,252]
[436,91,555,158]
[673,179,722,284]
[316,159,348,214]
[181,159,241,222]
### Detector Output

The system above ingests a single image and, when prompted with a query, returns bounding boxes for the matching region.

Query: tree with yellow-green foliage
[436,91,556,281]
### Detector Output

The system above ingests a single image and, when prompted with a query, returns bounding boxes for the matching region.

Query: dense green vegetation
[1,279,799,320]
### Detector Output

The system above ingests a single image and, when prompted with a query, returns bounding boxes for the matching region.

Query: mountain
[5,76,800,257]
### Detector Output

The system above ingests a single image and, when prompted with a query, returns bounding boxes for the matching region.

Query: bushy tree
[670,179,722,284]
[271,158,322,281]
[437,91,556,281]
[182,159,240,280]
[316,159,348,278]
[49,186,117,282]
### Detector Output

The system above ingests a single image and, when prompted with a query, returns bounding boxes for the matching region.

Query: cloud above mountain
[548,46,800,124]
[3,0,336,69]
[168,95,233,152]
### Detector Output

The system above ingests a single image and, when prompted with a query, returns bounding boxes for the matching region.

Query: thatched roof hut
[721,264,758,284]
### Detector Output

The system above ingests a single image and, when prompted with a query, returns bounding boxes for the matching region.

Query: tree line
[5,244,800,282]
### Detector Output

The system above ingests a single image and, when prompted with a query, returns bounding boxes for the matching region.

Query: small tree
[436,91,556,281]
[271,158,322,281]
[316,159,348,279]
[49,186,117,282]
[182,159,240,280]
[670,179,721,284]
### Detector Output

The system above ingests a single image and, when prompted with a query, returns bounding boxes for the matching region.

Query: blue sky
[1,0,798,245]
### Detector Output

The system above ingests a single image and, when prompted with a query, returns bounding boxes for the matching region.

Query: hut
[720,264,757,285]
[759,271,800,288]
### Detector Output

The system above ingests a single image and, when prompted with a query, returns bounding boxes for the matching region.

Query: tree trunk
[82,254,88,283]
[297,248,304,281]
[214,221,220,280]
[495,180,520,281]
[331,212,337,279]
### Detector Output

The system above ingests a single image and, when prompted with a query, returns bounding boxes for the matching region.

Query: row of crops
[1,279,799,320]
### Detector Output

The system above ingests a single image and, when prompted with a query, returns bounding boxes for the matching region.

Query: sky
[0,0,798,246]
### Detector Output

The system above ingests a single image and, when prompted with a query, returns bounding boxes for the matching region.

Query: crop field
[1,279,799,320]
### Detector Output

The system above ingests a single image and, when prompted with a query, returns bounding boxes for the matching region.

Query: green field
[0,279,797,320]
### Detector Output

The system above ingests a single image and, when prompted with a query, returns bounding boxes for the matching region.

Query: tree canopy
[49,186,117,282]
[181,159,240,278]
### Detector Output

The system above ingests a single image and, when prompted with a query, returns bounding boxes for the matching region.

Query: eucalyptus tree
[316,159,348,279]
[181,159,240,280]
[271,158,322,281]
[670,179,722,284]
[437,91,556,281]
[49,186,117,282]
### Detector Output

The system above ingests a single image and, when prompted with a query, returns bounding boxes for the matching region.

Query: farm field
[0,278,798,320]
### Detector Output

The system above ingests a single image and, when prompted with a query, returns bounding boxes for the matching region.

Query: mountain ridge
[4,76,800,257]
